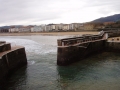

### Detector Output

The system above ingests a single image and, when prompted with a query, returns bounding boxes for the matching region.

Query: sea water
[0,35,120,90]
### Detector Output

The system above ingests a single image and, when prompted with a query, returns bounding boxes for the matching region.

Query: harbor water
[0,35,120,90]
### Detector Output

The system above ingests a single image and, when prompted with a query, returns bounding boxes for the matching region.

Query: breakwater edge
[57,30,120,66]
[0,41,27,89]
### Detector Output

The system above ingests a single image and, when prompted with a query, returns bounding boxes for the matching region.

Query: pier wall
[57,30,120,66]
[0,43,11,52]
[106,42,120,52]
[57,39,106,65]
[106,30,120,38]
[0,43,27,89]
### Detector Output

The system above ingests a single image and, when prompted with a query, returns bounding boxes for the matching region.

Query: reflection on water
[57,52,120,90]
[6,66,28,90]
[0,35,120,90]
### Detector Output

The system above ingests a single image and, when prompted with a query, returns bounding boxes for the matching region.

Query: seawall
[0,42,27,89]
[57,39,106,65]
[106,41,120,52]
[57,30,120,66]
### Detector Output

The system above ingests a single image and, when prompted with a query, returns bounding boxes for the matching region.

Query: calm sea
[0,35,120,90]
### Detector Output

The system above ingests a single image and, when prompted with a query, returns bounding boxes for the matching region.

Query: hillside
[0,25,24,29]
[92,14,120,23]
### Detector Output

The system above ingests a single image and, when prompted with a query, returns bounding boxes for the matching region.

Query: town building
[9,26,32,33]
[31,25,43,32]
[69,23,84,31]
[9,28,19,33]
[83,23,95,30]
[63,24,70,31]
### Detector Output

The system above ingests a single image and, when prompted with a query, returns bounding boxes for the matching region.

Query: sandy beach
[0,31,99,36]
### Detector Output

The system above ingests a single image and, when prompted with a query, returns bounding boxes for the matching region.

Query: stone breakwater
[0,41,27,89]
[57,30,120,66]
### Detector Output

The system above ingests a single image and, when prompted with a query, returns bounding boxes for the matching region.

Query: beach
[0,31,98,36]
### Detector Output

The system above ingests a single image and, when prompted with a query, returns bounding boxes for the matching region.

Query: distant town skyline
[0,0,120,26]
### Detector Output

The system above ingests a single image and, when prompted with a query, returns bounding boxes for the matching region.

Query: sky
[0,0,120,26]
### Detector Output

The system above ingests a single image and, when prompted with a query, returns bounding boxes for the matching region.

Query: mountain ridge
[91,14,120,23]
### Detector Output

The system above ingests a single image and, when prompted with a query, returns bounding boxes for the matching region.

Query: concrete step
[0,43,11,52]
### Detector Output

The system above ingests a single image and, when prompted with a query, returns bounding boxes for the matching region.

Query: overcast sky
[0,0,120,26]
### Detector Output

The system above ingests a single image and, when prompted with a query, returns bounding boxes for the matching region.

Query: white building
[9,28,19,33]
[9,26,32,33]
[69,23,84,31]
[51,24,56,31]
[44,24,57,32]
[18,27,31,32]
[31,26,43,32]
[45,25,51,32]
[63,24,69,31]
[55,24,63,31]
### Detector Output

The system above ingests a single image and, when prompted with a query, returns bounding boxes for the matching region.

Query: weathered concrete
[57,39,106,65]
[105,30,120,38]
[0,41,6,44]
[57,30,120,66]
[106,41,120,52]
[0,43,11,52]
[0,42,27,89]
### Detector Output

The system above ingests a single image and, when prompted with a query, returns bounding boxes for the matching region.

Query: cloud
[84,0,120,15]
[0,0,120,26]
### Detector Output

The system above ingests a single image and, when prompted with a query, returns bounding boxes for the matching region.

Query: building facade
[31,26,43,32]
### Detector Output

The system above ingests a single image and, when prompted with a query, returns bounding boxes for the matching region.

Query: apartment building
[83,23,95,30]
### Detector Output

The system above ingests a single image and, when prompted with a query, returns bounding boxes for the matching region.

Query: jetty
[57,30,120,66]
[0,41,27,89]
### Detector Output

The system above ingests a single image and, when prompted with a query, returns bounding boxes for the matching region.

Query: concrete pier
[57,30,120,66]
[106,41,120,52]
[0,41,27,89]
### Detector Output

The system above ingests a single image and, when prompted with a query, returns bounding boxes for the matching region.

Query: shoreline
[0,31,98,36]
